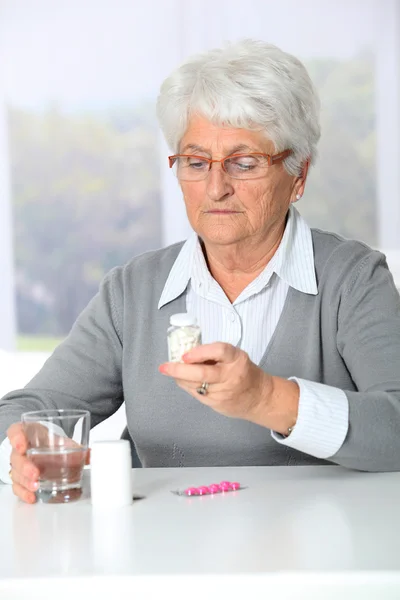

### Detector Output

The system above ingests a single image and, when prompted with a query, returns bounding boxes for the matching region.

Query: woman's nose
[206,163,234,201]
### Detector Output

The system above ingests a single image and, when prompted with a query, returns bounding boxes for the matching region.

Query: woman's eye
[238,162,256,170]
[231,159,258,170]
[229,156,260,169]
[187,159,208,169]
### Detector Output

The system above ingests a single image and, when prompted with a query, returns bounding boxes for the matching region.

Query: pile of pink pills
[174,481,243,497]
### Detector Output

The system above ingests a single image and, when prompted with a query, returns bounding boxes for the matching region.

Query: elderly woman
[1,39,400,503]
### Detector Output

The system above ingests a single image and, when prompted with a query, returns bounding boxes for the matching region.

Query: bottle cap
[170,313,197,327]
[90,440,132,508]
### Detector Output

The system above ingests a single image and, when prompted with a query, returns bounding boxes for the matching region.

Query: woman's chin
[198,227,246,246]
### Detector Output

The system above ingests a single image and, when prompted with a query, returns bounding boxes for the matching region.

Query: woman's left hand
[158,342,273,421]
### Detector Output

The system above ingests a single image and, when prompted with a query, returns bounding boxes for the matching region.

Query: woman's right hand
[7,422,40,504]
[7,422,91,504]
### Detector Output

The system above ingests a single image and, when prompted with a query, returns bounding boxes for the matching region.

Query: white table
[1,465,400,599]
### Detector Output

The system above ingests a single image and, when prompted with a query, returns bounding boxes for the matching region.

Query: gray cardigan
[1,229,400,471]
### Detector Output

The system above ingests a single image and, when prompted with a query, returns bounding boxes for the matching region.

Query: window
[0,1,398,408]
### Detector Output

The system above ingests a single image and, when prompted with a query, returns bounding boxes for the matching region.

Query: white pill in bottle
[167,313,202,362]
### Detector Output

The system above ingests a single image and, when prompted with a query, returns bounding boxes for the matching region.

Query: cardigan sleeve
[0,267,125,452]
[271,377,349,458]
[330,250,400,471]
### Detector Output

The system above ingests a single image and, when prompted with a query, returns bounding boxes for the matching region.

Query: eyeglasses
[168,149,292,181]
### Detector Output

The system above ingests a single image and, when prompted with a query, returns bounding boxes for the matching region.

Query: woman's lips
[206,210,242,214]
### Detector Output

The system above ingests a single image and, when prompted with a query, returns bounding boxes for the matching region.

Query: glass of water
[21,409,90,504]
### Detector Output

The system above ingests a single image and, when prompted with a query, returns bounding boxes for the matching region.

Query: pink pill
[230,482,241,490]
[197,486,210,495]
[208,484,221,494]
[185,487,199,496]
[219,481,233,491]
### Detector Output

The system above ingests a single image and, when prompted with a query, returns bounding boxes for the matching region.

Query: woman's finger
[175,379,228,398]
[10,451,39,482]
[7,422,28,454]
[12,481,37,504]
[159,362,221,383]
[10,467,39,492]
[175,379,205,390]
[182,342,238,364]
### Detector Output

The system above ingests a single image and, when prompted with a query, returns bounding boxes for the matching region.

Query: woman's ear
[291,159,310,203]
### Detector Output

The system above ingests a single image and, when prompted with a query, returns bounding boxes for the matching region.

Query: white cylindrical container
[90,440,132,508]
[167,313,202,363]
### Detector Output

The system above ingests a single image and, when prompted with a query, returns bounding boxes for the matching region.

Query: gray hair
[156,39,321,176]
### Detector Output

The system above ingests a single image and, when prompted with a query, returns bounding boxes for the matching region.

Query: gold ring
[9,468,13,482]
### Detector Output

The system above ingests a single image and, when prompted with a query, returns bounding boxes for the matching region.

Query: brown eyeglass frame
[168,149,292,173]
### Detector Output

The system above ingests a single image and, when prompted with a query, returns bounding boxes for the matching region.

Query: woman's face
[178,115,301,248]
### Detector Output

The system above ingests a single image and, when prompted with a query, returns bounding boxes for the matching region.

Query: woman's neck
[201,225,285,303]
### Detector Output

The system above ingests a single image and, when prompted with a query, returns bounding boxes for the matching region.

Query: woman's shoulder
[311,227,383,268]
[106,241,184,278]
[100,241,186,299]
[125,241,185,272]
[310,227,389,292]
